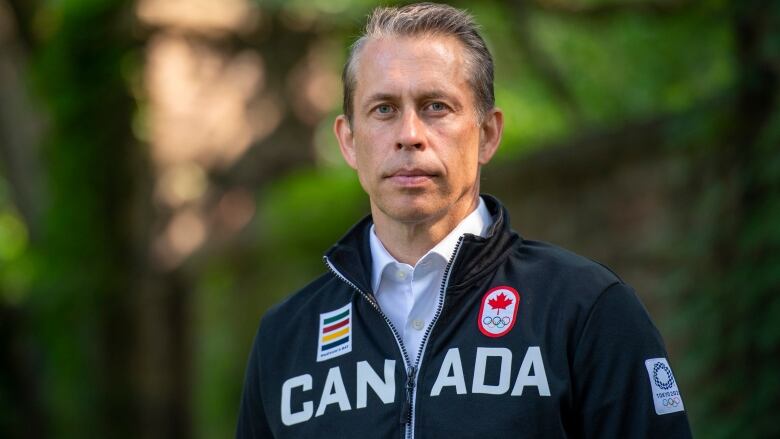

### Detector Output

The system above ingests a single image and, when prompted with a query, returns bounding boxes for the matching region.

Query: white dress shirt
[369,196,492,364]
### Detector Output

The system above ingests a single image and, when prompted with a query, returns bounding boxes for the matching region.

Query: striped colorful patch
[316,303,352,362]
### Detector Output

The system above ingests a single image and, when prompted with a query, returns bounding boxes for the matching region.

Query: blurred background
[0,0,777,437]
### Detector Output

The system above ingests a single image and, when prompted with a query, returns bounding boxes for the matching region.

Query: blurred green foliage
[0,182,32,305]
[0,0,777,438]
[1,0,138,436]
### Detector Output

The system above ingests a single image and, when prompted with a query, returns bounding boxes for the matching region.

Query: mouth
[385,168,437,187]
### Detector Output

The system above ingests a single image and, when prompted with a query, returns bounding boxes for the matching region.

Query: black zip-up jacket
[237,195,692,438]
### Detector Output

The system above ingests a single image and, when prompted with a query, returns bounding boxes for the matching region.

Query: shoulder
[252,270,353,362]
[500,236,640,338]
[507,239,667,365]
[261,271,342,327]
[512,238,623,292]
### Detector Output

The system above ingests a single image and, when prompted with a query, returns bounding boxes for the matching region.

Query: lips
[385,167,437,187]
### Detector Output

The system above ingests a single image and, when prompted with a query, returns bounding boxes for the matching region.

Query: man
[237,3,692,438]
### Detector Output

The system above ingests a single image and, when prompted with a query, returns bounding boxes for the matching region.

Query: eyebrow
[363,89,454,106]
[417,90,449,101]
[364,93,398,106]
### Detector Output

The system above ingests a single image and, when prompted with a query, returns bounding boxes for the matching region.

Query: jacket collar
[323,194,519,296]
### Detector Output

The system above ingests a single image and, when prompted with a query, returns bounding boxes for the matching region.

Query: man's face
[335,34,501,226]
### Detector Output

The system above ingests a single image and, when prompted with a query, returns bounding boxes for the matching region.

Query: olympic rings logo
[652,362,675,390]
[662,397,681,407]
[482,316,511,328]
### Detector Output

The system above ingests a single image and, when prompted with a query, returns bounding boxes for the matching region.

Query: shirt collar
[369,196,492,293]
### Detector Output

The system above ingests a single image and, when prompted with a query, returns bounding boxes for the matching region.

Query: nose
[396,110,425,150]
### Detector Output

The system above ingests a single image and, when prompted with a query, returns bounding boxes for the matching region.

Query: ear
[478,108,503,166]
[334,115,358,170]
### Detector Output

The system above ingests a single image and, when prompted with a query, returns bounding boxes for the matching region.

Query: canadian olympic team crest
[478,286,520,338]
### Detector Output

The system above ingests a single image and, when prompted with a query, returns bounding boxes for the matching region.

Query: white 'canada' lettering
[511,346,551,396]
[472,347,513,394]
[281,374,313,426]
[280,359,396,426]
[356,360,396,408]
[279,347,551,426]
[315,366,351,416]
[431,348,467,396]
[431,346,551,397]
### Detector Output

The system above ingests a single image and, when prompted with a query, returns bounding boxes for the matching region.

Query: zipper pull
[400,366,416,425]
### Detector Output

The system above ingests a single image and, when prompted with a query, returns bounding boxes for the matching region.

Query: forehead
[352,34,471,100]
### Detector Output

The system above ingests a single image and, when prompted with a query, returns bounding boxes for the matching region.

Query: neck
[372,192,480,265]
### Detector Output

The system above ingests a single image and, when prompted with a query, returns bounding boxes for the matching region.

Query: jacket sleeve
[572,282,692,438]
[236,323,274,439]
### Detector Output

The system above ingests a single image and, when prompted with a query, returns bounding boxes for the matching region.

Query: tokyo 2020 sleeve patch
[644,358,684,415]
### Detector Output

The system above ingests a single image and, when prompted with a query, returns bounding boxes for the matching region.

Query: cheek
[351,152,374,194]
[447,133,479,185]
[444,126,480,170]
[353,152,372,186]
[352,139,383,186]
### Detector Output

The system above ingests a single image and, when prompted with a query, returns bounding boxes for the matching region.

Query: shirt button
[396,270,407,280]
[412,319,425,330]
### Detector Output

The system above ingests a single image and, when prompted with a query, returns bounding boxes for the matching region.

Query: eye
[426,102,448,112]
[375,104,394,114]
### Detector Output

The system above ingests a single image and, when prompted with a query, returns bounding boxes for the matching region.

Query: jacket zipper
[323,235,464,439]
[323,256,414,439]
[407,236,464,439]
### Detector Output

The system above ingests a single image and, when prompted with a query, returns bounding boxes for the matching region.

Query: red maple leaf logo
[488,292,513,315]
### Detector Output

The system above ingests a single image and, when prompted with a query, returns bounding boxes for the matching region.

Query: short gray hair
[342,2,495,123]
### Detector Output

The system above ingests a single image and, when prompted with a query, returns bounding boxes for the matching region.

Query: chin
[376,193,445,223]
